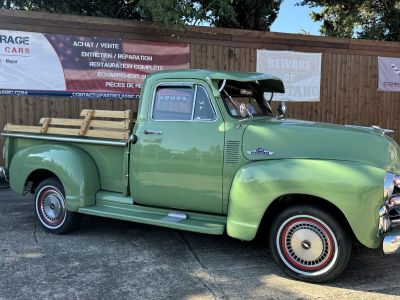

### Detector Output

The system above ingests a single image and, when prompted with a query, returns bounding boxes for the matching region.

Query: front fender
[9,144,100,211]
[227,159,385,248]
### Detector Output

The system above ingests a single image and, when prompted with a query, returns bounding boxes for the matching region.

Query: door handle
[142,129,163,135]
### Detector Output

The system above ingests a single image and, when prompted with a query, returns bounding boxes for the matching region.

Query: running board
[78,201,226,235]
[96,191,133,205]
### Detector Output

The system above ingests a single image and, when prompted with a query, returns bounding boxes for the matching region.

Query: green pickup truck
[2,69,400,282]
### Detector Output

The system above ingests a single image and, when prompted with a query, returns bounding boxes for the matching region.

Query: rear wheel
[34,177,80,234]
[269,205,351,282]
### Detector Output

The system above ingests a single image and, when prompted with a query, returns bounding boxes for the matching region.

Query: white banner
[0,30,66,92]
[378,56,400,92]
[0,29,189,98]
[257,50,321,102]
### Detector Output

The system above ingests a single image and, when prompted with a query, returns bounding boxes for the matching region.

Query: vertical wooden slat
[40,118,51,133]
[350,54,358,125]
[79,110,94,136]
[319,53,328,123]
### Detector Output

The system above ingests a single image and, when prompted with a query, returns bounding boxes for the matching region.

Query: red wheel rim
[36,186,66,228]
[278,217,336,272]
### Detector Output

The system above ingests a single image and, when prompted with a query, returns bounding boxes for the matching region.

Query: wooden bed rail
[3,109,135,140]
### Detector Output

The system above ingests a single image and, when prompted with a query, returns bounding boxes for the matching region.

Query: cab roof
[146,69,285,93]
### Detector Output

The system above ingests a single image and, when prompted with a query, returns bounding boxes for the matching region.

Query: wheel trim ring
[38,187,66,226]
[276,215,339,277]
[280,218,334,271]
[35,185,67,229]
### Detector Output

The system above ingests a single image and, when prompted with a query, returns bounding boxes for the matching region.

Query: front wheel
[34,177,80,234]
[269,205,351,282]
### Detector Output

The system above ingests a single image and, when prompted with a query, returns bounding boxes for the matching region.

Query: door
[136,82,224,214]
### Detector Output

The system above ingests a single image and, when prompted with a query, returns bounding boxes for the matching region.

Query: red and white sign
[378,56,400,92]
[0,30,190,98]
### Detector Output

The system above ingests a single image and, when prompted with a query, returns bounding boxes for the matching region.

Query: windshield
[220,80,272,118]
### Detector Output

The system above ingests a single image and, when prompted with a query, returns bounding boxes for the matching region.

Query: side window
[193,86,216,121]
[152,84,216,121]
[153,86,194,120]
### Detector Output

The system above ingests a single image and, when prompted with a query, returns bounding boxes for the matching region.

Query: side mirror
[277,101,287,118]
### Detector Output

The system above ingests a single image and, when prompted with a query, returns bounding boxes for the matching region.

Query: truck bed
[2,109,134,193]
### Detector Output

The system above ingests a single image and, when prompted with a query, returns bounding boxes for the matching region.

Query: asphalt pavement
[1,189,400,300]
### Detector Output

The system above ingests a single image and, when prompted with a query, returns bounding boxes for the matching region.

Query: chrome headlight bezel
[384,172,398,203]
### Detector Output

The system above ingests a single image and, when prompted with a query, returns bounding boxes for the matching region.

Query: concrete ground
[1,189,400,300]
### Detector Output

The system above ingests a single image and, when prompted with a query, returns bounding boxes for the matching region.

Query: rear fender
[227,159,384,248]
[9,144,100,211]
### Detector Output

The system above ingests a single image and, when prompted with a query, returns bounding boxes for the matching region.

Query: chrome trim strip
[142,129,163,135]
[1,132,126,146]
[190,84,198,120]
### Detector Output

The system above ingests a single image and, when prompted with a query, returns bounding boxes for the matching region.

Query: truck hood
[242,118,400,173]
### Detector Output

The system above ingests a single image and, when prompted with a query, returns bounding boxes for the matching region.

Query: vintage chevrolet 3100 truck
[1,69,400,282]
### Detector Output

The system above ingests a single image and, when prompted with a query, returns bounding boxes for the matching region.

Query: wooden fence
[1,9,400,165]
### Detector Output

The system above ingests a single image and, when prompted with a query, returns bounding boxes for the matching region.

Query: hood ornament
[371,125,394,134]
[345,124,394,135]
[247,147,274,156]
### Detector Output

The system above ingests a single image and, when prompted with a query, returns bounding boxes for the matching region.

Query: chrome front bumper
[379,197,400,254]
[383,227,400,254]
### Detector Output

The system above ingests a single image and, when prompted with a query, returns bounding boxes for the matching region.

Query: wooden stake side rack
[3,109,135,140]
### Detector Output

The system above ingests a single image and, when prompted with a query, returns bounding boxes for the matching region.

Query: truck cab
[131,70,284,214]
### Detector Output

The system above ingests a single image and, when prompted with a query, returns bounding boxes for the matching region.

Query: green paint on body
[2,69,399,250]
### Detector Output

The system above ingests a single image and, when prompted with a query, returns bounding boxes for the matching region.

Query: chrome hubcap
[42,193,63,221]
[289,228,325,262]
[36,186,66,228]
[278,216,335,273]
